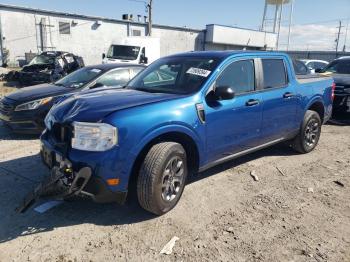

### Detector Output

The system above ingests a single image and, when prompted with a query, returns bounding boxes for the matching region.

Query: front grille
[51,123,72,143]
[0,98,15,116]
[47,123,73,157]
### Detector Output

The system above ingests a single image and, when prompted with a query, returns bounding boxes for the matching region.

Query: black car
[318,57,350,112]
[0,63,145,134]
[15,51,85,86]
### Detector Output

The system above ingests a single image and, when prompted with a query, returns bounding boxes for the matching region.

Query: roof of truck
[167,50,288,59]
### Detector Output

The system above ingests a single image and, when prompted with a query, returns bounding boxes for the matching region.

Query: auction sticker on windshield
[186,67,211,77]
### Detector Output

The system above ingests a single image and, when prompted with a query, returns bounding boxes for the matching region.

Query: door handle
[246,99,260,106]
[283,92,294,99]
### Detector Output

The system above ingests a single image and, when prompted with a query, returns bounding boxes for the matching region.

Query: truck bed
[296,74,332,84]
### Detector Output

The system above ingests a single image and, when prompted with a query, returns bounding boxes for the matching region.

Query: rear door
[259,58,299,142]
[205,58,263,163]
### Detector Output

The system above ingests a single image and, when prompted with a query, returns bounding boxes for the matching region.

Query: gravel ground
[0,119,349,262]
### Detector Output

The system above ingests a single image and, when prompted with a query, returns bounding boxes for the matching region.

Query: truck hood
[332,74,350,86]
[49,88,180,123]
[5,83,74,103]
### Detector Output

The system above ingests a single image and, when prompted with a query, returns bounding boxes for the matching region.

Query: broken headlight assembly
[15,97,53,111]
[71,122,118,152]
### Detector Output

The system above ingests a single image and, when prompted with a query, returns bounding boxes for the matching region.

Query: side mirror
[140,56,148,64]
[90,82,104,89]
[102,53,106,59]
[214,86,235,100]
[315,68,322,73]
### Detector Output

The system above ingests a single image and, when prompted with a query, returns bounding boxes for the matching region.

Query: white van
[102,37,160,65]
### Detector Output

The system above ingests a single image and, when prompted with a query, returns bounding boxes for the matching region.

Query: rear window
[262,59,288,89]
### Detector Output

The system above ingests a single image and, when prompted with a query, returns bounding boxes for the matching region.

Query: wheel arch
[306,98,325,123]
[127,129,202,195]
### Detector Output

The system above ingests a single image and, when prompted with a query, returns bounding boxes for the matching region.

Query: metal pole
[147,0,153,36]
[286,0,294,51]
[276,3,284,50]
[0,13,4,66]
[261,1,268,31]
[336,20,342,58]
[343,19,349,52]
[273,4,279,33]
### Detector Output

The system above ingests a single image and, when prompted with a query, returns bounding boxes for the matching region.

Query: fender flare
[130,123,204,159]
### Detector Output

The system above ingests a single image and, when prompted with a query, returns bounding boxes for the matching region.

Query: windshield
[321,59,350,74]
[107,45,140,60]
[29,55,55,65]
[55,67,103,88]
[127,56,220,94]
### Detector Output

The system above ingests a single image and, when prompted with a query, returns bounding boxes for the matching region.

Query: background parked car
[6,51,85,86]
[0,63,145,134]
[300,59,329,74]
[318,57,350,113]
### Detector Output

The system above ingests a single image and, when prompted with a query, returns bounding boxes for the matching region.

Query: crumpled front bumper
[40,143,128,205]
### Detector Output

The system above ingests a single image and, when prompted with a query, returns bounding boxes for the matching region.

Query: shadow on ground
[327,112,350,126]
[0,142,296,244]
[0,123,38,141]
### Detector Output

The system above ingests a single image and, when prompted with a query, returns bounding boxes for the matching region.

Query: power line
[297,18,349,26]
[5,21,91,44]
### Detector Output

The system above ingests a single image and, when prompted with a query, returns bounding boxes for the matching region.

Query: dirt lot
[0,116,349,261]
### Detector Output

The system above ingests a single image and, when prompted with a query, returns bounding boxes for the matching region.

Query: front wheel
[137,142,188,215]
[292,110,322,153]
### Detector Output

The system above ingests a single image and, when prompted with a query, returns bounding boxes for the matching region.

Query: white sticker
[186,67,211,77]
[91,69,102,73]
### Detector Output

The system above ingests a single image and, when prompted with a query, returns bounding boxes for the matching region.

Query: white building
[0,4,277,66]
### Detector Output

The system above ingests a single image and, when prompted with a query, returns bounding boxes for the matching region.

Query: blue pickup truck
[40,51,334,215]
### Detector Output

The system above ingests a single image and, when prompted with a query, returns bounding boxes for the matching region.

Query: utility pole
[343,19,349,52]
[147,0,153,36]
[0,13,4,66]
[335,20,343,58]
[129,0,153,36]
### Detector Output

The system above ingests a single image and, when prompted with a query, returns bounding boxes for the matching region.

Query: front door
[205,59,263,163]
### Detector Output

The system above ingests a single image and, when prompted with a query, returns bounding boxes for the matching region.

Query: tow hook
[15,167,92,213]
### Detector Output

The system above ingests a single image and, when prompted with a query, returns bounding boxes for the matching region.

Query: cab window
[262,59,288,89]
[216,60,255,95]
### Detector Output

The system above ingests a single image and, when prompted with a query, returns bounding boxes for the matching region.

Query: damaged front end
[16,165,92,213]
[16,124,127,213]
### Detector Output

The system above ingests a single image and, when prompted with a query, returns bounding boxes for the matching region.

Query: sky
[0,0,349,51]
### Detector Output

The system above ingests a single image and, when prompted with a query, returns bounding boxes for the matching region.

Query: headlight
[15,97,52,111]
[72,122,118,152]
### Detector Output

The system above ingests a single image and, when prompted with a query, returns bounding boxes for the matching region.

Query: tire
[137,142,188,215]
[292,110,322,153]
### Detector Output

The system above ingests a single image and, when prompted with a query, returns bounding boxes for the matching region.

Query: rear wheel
[292,110,322,153]
[137,142,187,215]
